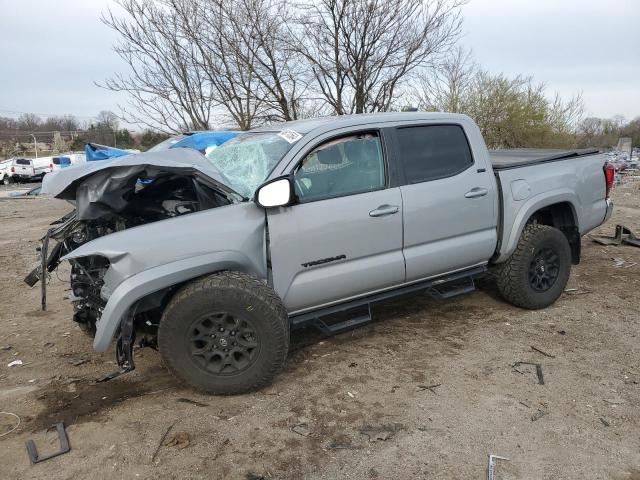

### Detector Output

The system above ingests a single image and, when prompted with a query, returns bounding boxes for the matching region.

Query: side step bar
[290,265,486,334]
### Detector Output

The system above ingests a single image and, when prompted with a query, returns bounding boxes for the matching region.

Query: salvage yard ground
[0,182,639,479]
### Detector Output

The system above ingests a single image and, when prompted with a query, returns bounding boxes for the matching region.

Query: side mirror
[255,176,293,208]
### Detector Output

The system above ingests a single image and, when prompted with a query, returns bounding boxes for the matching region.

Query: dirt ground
[0,179,639,480]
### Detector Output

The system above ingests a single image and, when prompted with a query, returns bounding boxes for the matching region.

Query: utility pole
[29,133,38,158]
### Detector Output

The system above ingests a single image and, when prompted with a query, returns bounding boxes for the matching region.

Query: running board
[290,265,485,333]
[314,306,373,335]
[427,276,476,299]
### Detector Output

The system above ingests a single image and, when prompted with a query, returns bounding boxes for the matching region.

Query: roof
[251,112,471,135]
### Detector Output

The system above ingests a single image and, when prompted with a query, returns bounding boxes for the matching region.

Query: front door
[267,131,405,314]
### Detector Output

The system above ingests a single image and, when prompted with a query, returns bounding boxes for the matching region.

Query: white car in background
[0,159,15,185]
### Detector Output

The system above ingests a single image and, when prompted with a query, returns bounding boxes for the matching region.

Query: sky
[0,0,638,128]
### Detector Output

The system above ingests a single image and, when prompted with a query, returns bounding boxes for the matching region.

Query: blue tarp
[169,131,237,152]
[85,143,131,161]
[84,131,238,161]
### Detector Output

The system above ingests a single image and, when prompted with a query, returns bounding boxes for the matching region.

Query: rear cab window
[15,159,32,166]
[395,124,473,184]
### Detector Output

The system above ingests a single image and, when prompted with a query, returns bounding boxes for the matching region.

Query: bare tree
[95,110,120,131]
[220,0,309,122]
[410,46,476,112]
[291,0,465,115]
[101,0,216,133]
[547,91,584,135]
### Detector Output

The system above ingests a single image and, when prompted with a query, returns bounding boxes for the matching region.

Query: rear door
[267,130,405,313]
[392,124,497,282]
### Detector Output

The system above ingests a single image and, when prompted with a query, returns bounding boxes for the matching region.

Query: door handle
[369,204,399,217]
[464,187,488,199]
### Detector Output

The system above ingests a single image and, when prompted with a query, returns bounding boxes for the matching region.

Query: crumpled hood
[42,148,235,199]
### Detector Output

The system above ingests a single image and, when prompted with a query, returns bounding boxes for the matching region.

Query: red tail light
[10,166,15,173]
[604,162,615,199]
[49,163,53,170]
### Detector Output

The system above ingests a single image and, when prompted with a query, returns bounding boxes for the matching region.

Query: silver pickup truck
[28,112,614,393]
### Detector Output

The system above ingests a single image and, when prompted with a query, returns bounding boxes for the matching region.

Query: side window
[294,132,385,202]
[396,125,473,184]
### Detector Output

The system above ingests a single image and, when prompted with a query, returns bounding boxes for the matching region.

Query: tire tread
[158,271,289,394]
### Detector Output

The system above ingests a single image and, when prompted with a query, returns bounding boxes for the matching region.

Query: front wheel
[158,271,289,394]
[496,224,572,309]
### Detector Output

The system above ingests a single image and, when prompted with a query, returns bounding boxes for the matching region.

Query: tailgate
[15,164,34,176]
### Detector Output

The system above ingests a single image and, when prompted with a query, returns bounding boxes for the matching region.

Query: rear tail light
[11,166,15,173]
[49,163,53,170]
[604,162,615,199]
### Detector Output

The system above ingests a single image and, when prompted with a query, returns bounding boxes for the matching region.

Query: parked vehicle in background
[52,152,86,169]
[28,112,614,394]
[50,156,72,172]
[0,159,14,185]
[9,158,40,181]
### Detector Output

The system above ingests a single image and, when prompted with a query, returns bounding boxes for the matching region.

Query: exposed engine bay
[25,164,237,378]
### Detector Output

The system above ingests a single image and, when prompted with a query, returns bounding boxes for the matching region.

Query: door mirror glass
[255,177,292,208]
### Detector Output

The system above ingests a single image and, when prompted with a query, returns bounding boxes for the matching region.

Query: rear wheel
[496,224,571,309]
[2,176,12,185]
[158,271,289,394]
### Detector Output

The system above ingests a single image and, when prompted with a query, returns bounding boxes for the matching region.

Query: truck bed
[490,148,600,170]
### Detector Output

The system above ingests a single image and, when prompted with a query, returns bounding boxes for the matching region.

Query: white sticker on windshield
[278,129,302,144]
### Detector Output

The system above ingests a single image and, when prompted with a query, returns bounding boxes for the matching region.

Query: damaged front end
[25,149,242,377]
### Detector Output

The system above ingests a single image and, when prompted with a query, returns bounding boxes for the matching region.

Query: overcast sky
[0,0,638,127]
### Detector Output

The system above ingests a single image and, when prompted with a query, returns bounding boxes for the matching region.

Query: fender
[57,201,267,351]
[92,250,263,351]
[496,189,580,263]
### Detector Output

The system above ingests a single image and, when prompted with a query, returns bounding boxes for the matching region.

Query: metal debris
[531,346,555,358]
[512,361,545,385]
[417,383,442,394]
[7,360,23,367]
[487,454,509,480]
[599,417,610,427]
[591,224,640,248]
[26,422,71,465]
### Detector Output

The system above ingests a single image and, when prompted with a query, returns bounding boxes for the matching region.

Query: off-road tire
[158,271,289,394]
[496,224,571,310]
[2,176,12,185]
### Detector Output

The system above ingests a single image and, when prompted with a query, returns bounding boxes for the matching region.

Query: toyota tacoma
[26,112,614,394]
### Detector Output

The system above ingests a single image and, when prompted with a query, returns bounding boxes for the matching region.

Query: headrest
[317,147,343,165]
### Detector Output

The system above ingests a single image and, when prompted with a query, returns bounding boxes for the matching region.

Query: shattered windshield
[205,132,295,198]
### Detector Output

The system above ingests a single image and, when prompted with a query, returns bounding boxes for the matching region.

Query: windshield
[205,132,295,198]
